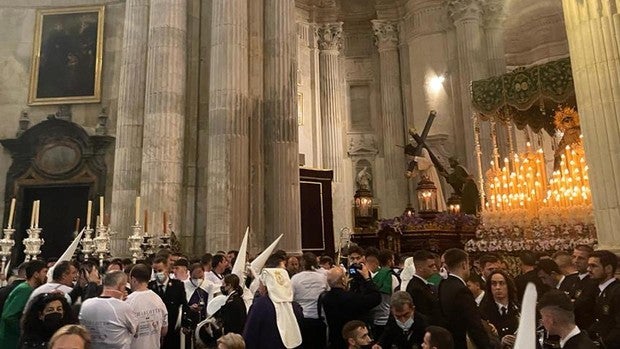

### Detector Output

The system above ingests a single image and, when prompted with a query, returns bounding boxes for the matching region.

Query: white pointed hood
[232,227,249,280]
[47,228,84,281]
[250,234,283,278]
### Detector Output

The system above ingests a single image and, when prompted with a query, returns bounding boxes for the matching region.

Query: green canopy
[471,57,575,135]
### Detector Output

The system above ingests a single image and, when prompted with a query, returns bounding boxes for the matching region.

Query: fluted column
[140,0,187,240]
[317,23,345,182]
[206,0,249,251]
[263,0,301,252]
[110,0,149,254]
[561,0,620,252]
[372,20,408,217]
[448,0,488,170]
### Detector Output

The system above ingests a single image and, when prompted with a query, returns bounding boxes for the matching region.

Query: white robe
[414,148,447,211]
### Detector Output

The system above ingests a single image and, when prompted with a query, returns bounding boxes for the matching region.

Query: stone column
[206,0,249,251]
[263,0,301,252]
[110,0,149,254]
[448,0,488,170]
[372,20,408,217]
[561,0,620,252]
[140,0,187,240]
[317,22,345,182]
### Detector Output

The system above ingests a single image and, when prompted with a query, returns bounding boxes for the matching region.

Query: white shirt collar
[556,275,566,289]
[451,274,466,286]
[413,273,430,285]
[495,301,509,313]
[475,291,485,306]
[559,326,580,348]
[599,278,616,294]
[578,272,589,280]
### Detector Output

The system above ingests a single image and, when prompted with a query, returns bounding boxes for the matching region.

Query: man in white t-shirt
[205,254,228,285]
[127,264,168,349]
[26,261,76,310]
[80,270,138,349]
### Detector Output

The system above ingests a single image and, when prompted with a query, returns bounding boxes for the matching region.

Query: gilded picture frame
[28,6,105,105]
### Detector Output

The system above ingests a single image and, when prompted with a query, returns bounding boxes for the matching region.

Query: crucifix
[404,110,447,174]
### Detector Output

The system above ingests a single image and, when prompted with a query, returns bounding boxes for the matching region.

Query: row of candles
[484,140,591,213]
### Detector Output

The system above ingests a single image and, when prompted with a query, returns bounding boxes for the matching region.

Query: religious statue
[439,157,480,214]
[404,130,447,212]
[356,166,372,191]
[553,106,582,170]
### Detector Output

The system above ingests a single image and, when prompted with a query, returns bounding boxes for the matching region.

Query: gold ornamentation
[553,106,580,132]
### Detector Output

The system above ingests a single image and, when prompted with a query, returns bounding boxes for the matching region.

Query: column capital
[317,22,344,52]
[447,0,483,23]
[482,0,506,28]
[371,20,399,51]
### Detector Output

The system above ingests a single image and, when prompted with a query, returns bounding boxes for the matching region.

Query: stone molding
[371,20,399,51]
[482,0,506,28]
[347,133,379,159]
[317,22,344,51]
[447,0,483,23]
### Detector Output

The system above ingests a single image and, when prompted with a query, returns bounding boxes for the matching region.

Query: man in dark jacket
[377,291,426,349]
[323,264,381,349]
[539,289,596,349]
[149,256,187,349]
[406,249,443,325]
[587,250,620,348]
[514,251,548,302]
[439,248,491,349]
[571,245,597,329]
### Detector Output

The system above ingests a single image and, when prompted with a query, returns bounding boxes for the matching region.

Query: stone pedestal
[206,0,249,251]
[140,0,187,242]
[110,0,149,254]
[561,0,620,252]
[372,20,408,217]
[263,0,301,252]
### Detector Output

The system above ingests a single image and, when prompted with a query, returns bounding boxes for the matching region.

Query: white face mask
[155,272,167,284]
[439,267,449,279]
[191,278,203,286]
[396,317,414,331]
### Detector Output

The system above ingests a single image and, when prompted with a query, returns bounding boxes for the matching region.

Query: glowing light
[428,75,445,92]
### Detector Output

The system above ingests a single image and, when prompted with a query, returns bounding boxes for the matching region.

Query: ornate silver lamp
[81,226,95,261]
[128,223,144,264]
[24,226,44,261]
[94,224,110,266]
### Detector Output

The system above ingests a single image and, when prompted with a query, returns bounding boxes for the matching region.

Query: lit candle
[34,200,40,229]
[96,215,100,228]
[135,196,141,225]
[29,201,36,229]
[86,200,92,229]
[7,198,15,229]
[99,196,104,227]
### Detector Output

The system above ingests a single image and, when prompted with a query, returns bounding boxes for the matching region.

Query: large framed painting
[28,6,105,105]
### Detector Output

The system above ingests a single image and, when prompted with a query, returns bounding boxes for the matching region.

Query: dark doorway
[299,169,334,255]
[15,185,89,263]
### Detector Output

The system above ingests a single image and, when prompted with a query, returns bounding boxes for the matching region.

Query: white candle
[34,200,40,229]
[7,198,15,229]
[135,196,141,225]
[99,196,104,227]
[96,215,100,228]
[86,200,92,229]
[30,201,36,229]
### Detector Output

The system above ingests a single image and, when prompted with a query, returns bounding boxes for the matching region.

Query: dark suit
[514,269,548,303]
[589,278,620,348]
[405,275,443,326]
[558,273,580,298]
[573,275,597,329]
[149,278,187,349]
[377,312,426,349]
[478,298,519,338]
[438,275,491,349]
[562,330,597,349]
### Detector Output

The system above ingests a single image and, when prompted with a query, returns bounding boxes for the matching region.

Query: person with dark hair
[587,250,620,348]
[439,248,490,349]
[149,256,187,349]
[341,320,373,349]
[0,262,27,314]
[264,253,286,269]
[514,251,547,302]
[227,250,239,266]
[479,270,519,347]
[422,326,454,349]
[201,253,213,274]
[184,262,209,348]
[347,246,365,267]
[127,264,168,349]
[76,261,102,302]
[0,260,47,349]
[376,291,426,349]
[27,261,76,309]
[539,289,597,349]
[371,249,399,338]
[207,254,229,285]
[571,245,597,329]
[320,255,334,271]
[478,254,502,282]
[173,258,190,281]
[218,274,247,335]
[537,258,574,295]
[466,273,485,306]
[20,292,76,349]
[291,252,328,348]
[80,270,138,349]
[406,250,442,325]
[106,259,124,273]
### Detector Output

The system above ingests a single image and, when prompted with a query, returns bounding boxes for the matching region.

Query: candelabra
[0,228,15,280]
[23,227,44,261]
[158,223,171,250]
[128,223,144,263]
[93,225,110,267]
[81,227,95,261]
[141,231,156,257]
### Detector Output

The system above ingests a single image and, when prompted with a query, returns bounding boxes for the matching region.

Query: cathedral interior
[0,0,618,261]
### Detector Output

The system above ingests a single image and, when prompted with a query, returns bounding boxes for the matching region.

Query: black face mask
[43,312,64,332]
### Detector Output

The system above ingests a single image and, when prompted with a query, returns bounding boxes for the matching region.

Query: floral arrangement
[378,212,478,234]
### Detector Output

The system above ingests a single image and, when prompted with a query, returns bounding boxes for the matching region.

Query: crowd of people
[0,242,615,349]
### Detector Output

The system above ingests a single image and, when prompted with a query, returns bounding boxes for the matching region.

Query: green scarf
[373,267,393,294]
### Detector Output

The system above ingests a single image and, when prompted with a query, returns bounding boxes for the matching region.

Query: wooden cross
[405,110,447,173]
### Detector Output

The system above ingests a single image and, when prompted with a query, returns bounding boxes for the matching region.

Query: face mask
[191,278,203,287]
[396,317,414,331]
[43,312,64,332]
[155,272,167,284]
[439,267,448,280]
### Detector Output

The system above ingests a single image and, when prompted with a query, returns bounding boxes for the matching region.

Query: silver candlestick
[0,228,15,280]
[128,223,143,263]
[94,225,110,267]
[81,227,95,261]
[24,227,44,261]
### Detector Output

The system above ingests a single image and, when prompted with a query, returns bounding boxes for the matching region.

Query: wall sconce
[428,74,446,93]
[417,175,438,218]
[354,188,374,227]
